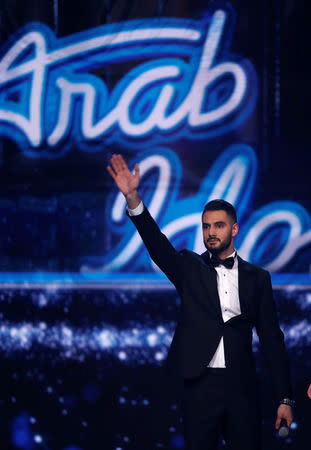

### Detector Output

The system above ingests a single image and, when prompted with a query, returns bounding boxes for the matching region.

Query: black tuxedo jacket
[128,206,292,401]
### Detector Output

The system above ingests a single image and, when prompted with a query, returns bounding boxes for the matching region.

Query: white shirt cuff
[127,201,144,216]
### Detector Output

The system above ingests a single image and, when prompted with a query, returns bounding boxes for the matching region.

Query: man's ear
[232,222,239,237]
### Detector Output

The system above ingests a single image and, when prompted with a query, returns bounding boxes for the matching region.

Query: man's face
[202,210,238,256]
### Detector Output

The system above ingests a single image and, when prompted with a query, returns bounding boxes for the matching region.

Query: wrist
[279,398,295,408]
[125,191,141,209]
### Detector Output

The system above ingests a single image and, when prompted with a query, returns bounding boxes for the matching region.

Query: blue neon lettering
[80,145,311,273]
[0,9,257,156]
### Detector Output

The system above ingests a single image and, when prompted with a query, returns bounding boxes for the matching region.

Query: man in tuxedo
[107,154,293,450]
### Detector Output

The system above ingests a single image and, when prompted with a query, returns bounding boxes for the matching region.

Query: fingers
[110,154,127,173]
[119,155,127,171]
[275,406,293,429]
[110,154,120,173]
[106,165,117,180]
[134,163,140,180]
[275,416,281,430]
[107,154,139,191]
[106,154,125,179]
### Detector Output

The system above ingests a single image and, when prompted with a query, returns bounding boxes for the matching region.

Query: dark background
[0,1,310,449]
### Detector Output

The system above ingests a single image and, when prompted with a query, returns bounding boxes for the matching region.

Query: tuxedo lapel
[237,256,252,317]
[200,251,224,322]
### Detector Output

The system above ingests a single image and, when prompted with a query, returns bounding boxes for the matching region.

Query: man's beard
[204,233,232,256]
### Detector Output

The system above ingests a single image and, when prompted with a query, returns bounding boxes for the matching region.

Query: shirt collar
[208,250,237,259]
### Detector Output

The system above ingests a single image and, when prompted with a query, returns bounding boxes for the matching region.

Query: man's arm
[255,270,293,429]
[107,154,183,285]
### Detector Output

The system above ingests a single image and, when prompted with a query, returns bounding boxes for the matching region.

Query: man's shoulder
[179,249,201,259]
[237,256,270,277]
[180,249,209,265]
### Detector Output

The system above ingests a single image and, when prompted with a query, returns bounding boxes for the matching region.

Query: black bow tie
[210,254,235,269]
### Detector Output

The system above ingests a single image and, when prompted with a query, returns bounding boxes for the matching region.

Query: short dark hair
[202,199,237,223]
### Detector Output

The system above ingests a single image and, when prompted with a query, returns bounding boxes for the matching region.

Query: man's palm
[107,154,140,196]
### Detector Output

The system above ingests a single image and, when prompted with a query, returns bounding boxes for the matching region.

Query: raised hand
[107,154,141,209]
[107,154,139,195]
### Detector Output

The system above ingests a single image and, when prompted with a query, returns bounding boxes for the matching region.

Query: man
[107,154,293,450]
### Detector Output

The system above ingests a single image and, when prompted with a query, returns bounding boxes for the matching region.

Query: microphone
[278,419,289,438]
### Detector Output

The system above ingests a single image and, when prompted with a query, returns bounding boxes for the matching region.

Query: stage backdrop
[0,1,310,449]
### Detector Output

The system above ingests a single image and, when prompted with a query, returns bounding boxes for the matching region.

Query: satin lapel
[201,251,224,322]
[237,256,252,316]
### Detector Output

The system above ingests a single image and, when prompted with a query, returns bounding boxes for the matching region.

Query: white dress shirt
[207,251,240,368]
[127,201,241,368]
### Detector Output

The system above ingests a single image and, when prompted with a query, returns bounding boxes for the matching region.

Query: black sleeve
[127,205,184,287]
[255,270,293,401]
